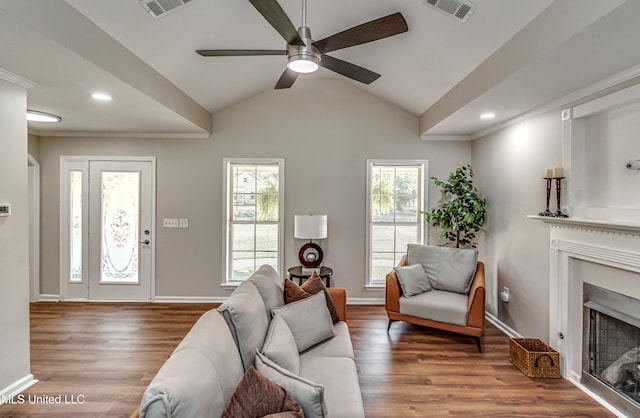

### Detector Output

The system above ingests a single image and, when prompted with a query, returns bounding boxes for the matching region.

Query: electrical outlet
[163,218,179,228]
[500,287,510,303]
[179,218,189,228]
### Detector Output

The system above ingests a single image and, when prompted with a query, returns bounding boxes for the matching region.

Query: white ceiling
[1,0,640,139]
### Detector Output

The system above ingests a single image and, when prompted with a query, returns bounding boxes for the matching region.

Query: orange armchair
[385,255,486,352]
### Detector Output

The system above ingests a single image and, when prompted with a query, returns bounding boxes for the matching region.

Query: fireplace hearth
[583,283,640,416]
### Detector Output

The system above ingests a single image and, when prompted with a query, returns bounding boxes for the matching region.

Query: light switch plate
[163,218,179,228]
[179,218,189,228]
[0,203,11,217]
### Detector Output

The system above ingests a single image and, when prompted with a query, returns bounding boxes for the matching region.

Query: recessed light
[480,112,495,119]
[90,92,112,101]
[26,110,62,123]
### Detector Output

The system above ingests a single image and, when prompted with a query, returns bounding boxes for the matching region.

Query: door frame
[28,154,40,302]
[59,156,156,301]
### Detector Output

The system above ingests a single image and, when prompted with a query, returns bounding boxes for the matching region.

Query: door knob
[139,239,150,245]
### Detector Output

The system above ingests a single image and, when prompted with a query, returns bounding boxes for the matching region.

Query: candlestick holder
[552,177,568,218]
[539,178,553,216]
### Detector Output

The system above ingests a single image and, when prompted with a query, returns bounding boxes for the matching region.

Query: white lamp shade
[294,215,327,239]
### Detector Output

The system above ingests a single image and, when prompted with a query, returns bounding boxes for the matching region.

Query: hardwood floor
[0,303,614,417]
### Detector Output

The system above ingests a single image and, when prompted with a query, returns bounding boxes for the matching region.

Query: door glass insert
[70,170,83,282]
[100,171,140,283]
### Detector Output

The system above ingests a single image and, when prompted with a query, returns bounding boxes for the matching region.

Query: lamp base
[298,242,323,268]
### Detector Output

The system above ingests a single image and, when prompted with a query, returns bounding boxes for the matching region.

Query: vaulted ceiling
[1,0,639,139]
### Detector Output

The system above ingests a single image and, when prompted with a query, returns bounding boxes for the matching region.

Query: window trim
[222,158,285,287]
[365,159,428,288]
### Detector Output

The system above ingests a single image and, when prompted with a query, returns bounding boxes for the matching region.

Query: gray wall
[472,110,562,340]
[0,79,31,391]
[39,78,471,300]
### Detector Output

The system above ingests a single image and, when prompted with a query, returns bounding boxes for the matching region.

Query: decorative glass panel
[100,171,140,283]
[70,170,83,282]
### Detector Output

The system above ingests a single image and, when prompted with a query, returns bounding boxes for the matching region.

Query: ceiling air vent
[140,0,193,19]
[424,0,477,23]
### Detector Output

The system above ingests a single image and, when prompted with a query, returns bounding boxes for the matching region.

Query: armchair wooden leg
[473,336,482,353]
[387,319,396,333]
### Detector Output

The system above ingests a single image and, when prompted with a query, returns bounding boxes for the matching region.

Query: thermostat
[0,203,11,217]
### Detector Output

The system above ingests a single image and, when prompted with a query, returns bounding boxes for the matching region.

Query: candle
[545,168,553,178]
[552,166,564,178]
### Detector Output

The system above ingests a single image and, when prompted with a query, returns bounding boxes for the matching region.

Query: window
[366,160,428,286]
[223,159,284,285]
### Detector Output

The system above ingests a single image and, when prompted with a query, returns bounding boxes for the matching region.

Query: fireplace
[583,282,640,416]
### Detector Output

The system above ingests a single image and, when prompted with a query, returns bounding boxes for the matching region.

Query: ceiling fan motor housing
[287,26,321,72]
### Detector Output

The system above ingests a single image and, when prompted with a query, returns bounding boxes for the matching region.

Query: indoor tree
[424,164,487,248]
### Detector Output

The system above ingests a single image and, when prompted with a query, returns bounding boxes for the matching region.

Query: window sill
[221,282,241,290]
[365,284,385,291]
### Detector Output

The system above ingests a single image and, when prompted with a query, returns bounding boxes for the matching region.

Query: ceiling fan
[196,0,408,89]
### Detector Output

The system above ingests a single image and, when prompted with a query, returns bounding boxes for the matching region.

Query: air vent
[424,0,477,23]
[140,0,193,19]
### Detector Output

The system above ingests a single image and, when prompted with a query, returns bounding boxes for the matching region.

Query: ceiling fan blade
[275,68,298,89]
[248,0,305,46]
[197,49,287,56]
[313,12,408,53]
[319,54,380,84]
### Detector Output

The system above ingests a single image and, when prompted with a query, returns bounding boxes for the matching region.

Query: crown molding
[0,68,36,89]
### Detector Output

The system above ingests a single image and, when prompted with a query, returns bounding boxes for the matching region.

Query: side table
[287,266,333,288]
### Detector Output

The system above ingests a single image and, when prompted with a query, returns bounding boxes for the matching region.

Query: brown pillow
[222,366,304,418]
[284,272,340,323]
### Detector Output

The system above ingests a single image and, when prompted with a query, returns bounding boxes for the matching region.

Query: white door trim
[28,154,40,302]
[59,156,156,301]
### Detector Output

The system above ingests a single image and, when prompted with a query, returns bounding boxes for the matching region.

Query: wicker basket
[509,338,561,378]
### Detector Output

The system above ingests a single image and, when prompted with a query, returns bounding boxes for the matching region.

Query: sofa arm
[327,288,347,321]
[466,262,486,329]
[385,255,407,313]
[385,272,401,313]
[130,408,139,418]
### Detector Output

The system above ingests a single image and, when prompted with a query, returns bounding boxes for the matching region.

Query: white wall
[39,78,471,300]
[583,101,640,209]
[0,79,31,392]
[472,110,562,340]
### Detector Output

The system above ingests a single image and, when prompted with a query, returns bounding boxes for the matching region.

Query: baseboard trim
[347,297,384,305]
[153,296,227,304]
[38,294,60,302]
[0,374,38,405]
[485,312,523,338]
[568,374,626,418]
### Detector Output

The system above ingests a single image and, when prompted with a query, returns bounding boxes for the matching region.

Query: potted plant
[424,164,487,248]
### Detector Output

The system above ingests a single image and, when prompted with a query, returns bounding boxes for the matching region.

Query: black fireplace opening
[583,282,640,415]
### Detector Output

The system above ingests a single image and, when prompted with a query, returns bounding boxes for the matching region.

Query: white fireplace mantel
[533,216,640,417]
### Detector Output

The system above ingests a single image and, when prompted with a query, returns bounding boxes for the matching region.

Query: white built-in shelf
[527,215,640,235]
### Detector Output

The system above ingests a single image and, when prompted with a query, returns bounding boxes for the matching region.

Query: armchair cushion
[407,244,478,294]
[399,289,468,327]
[394,263,432,297]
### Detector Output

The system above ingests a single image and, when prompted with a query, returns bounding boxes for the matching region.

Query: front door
[87,161,153,300]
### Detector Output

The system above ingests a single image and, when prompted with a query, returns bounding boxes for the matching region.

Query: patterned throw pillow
[284,272,340,323]
[222,366,304,418]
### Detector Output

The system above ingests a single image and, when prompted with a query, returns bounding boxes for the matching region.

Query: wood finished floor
[0,303,614,417]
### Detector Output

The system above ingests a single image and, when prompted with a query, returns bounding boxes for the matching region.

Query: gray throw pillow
[262,314,300,375]
[271,292,335,353]
[407,244,478,294]
[394,263,432,297]
[255,351,328,418]
[217,281,269,370]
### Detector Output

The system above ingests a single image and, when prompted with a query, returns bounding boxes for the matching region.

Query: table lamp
[294,214,327,268]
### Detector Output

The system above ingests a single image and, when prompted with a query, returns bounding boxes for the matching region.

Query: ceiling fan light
[287,55,319,74]
[26,110,62,123]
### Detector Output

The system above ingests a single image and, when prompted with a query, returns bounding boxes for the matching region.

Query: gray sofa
[135,265,364,418]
